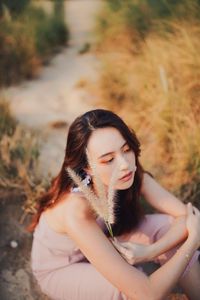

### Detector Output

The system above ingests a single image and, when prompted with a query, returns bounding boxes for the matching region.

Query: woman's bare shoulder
[41,191,95,235]
[63,191,96,221]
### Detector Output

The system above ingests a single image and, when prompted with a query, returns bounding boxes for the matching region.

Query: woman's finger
[111,240,124,251]
[112,240,130,256]
[112,238,128,249]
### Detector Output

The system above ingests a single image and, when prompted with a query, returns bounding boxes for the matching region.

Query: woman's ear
[83,167,92,176]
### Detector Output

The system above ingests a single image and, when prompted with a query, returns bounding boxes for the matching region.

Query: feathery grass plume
[107,163,119,225]
[85,148,107,212]
[86,148,118,220]
[85,148,119,238]
[104,166,119,239]
[66,167,99,219]
[66,154,119,240]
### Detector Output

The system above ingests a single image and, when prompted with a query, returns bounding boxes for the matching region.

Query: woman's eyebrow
[98,141,128,159]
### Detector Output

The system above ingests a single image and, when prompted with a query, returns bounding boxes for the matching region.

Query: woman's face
[85,127,137,191]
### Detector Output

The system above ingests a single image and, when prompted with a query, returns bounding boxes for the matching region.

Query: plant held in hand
[65,148,119,241]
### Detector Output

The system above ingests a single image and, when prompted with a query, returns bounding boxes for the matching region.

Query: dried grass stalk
[65,150,119,240]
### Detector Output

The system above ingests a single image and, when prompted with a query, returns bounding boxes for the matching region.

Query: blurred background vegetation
[0,0,69,86]
[95,0,200,210]
[0,96,50,220]
[0,0,69,218]
[0,0,199,215]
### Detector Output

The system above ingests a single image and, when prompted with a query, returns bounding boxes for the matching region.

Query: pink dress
[31,192,200,300]
[31,213,128,300]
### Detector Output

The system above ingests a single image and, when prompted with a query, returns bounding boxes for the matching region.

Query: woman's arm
[141,172,187,217]
[64,195,200,300]
[112,215,188,264]
[149,203,200,299]
[149,215,188,259]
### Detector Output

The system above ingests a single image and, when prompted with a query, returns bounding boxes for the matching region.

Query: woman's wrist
[149,234,198,261]
[175,237,197,264]
[187,234,200,250]
[146,243,158,261]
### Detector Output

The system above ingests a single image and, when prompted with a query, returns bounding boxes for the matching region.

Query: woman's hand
[110,237,152,265]
[186,202,200,249]
[109,203,200,265]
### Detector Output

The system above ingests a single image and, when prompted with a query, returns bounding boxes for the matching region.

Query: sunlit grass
[95,4,200,207]
[0,96,49,221]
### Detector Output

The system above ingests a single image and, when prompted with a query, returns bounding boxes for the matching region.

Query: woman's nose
[118,154,129,170]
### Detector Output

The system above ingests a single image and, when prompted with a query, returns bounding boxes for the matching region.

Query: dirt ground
[0,189,49,300]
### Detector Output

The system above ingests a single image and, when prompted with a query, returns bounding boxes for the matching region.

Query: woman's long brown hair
[27,109,146,236]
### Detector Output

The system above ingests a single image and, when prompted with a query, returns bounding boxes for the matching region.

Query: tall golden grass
[0,96,49,222]
[0,1,68,86]
[94,11,200,207]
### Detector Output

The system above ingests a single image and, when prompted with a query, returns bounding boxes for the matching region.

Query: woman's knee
[153,214,175,242]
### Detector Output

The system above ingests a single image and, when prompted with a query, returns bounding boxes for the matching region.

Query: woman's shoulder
[62,190,96,221]
[41,191,95,235]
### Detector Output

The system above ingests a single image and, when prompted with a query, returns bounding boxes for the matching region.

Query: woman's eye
[102,158,114,164]
[107,158,114,162]
[124,147,131,152]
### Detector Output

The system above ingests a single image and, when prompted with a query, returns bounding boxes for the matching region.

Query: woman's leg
[118,214,200,299]
[148,214,200,300]
[152,215,200,300]
[178,259,200,300]
[39,262,129,300]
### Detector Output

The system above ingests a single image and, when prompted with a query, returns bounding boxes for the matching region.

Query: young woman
[29,109,200,300]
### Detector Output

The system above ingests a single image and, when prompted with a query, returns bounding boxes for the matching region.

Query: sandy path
[1,6,103,298]
[4,0,102,178]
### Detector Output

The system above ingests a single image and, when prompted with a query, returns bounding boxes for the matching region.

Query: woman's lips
[120,171,133,182]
